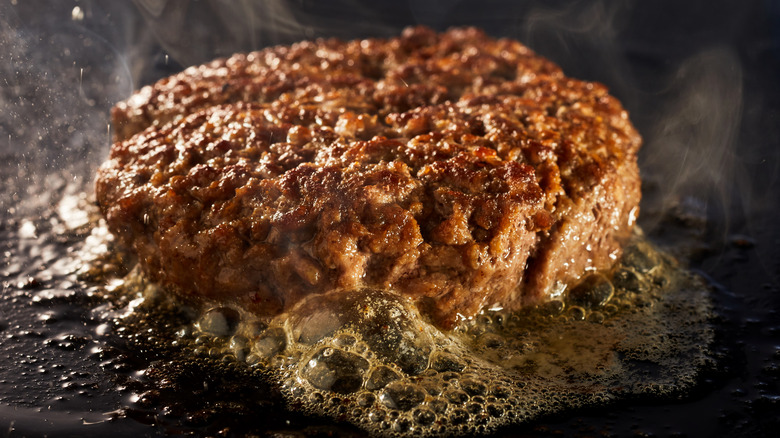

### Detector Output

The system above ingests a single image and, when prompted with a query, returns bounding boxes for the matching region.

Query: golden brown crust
[97,26,641,327]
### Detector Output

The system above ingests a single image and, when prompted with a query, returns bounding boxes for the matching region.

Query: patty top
[98,26,641,327]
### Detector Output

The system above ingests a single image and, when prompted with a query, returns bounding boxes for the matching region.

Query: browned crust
[97,26,641,328]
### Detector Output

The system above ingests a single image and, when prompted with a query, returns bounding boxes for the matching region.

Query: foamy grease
[103,231,713,436]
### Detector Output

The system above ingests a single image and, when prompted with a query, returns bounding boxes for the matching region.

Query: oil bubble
[459,377,487,396]
[486,403,504,418]
[428,398,448,414]
[196,308,240,336]
[368,408,385,422]
[621,241,661,273]
[568,273,614,309]
[302,348,368,394]
[380,381,426,411]
[567,305,586,320]
[413,407,436,425]
[253,328,286,360]
[416,377,443,396]
[430,351,466,373]
[366,365,401,390]
[356,392,376,407]
[612,268,647,293]
[287,289,433,374]
[392,417,414,433]
[450,407,469,425]
[444,388,469,404]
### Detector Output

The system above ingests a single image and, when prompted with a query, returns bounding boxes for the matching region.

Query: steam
[131,0,403,70]
[518,1,746,245]
[0,0,753,247]
[0,1,132,215]
[640,48,743,239]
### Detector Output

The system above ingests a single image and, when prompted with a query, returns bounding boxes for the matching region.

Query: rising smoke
[1,0,752,244]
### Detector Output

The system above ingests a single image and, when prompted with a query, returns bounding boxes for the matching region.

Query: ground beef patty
[97,26,641,328]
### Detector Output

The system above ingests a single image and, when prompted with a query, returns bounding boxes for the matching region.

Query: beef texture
[97,26,641,328]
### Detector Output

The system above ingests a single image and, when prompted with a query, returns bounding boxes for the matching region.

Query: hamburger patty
[97,26,641,328]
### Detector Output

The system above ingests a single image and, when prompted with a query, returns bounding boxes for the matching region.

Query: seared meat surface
[97,26,641,327]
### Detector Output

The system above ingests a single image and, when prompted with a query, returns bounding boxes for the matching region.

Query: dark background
[1,0,779,436]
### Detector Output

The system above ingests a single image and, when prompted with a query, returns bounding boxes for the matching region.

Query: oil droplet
[71,6,84,21]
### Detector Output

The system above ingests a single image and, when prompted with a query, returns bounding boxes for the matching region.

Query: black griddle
[1,1,779,436]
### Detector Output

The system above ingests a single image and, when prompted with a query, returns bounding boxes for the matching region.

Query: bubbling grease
[99,230,713,436]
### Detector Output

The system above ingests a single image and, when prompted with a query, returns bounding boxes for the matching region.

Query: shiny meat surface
[97,26,641,327]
